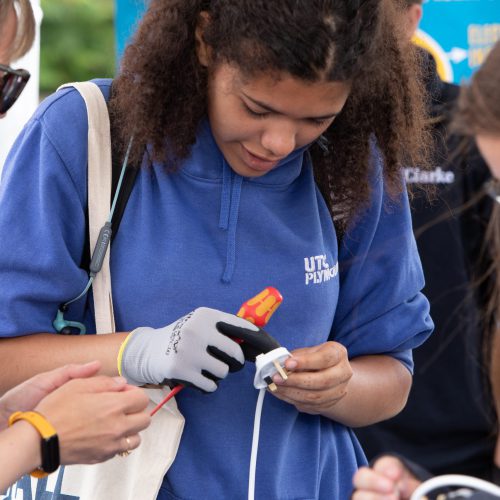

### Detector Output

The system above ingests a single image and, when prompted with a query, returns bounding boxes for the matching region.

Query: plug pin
[264,376,278,392]
[273,360,288,380]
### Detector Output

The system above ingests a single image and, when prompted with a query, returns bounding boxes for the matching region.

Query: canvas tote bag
[1,82,185,500]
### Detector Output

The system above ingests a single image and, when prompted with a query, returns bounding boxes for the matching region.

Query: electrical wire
[150,384,184,417]
[63,276,94,306]
[109,136,134,222]
[151,377,267,500]
[59,136,134,313]
[248,388,266,500]
[410,474,500,500]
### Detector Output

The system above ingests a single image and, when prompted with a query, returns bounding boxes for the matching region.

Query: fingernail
[272,374,284,384]
[286,359,298,370]
[113,376,127,385]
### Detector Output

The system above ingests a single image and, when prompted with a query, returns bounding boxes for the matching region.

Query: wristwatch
[8,410,60,477]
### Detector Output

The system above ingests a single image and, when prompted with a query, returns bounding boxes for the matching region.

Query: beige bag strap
[58,82,115,334]
[31,84,186,500]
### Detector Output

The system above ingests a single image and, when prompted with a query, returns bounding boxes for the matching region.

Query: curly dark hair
[110,0,429,232]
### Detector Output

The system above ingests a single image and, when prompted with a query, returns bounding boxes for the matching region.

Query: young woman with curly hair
[0,0,433,498]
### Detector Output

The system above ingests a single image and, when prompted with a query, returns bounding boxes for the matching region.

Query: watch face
[41,434,60,473]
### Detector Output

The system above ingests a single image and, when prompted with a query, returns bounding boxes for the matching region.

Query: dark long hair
[454,41,500,435]
[110,0,429,232]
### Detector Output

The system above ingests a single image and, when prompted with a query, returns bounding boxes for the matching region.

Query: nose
[260,123,297,159]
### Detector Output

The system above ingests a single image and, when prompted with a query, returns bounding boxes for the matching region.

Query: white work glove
[118,307,253,392]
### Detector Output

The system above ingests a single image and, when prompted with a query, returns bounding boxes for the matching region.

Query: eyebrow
[241,92,339,121]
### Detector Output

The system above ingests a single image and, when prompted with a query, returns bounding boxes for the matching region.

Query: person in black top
[353,2,498,498]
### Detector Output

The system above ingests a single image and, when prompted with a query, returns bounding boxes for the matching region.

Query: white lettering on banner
[304,255,338,285]
[404,167,455,184]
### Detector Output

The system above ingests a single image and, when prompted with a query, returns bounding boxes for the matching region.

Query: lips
[241,145,281,172]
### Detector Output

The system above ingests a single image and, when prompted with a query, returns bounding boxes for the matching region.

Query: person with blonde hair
[0,0,35,59]
[456,40,500,473]
[0,0,35,116]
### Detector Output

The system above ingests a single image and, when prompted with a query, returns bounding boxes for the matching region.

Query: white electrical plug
[253,347,291,390]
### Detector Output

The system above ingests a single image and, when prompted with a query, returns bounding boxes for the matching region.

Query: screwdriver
[150,287,283,416]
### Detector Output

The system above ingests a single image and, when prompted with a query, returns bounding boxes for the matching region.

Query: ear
[406,4,423,39]
[195,11,211,67]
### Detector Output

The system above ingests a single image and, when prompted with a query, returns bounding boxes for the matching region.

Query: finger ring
[118,436,132,457]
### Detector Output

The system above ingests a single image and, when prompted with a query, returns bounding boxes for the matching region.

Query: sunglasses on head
[0,63,31,114]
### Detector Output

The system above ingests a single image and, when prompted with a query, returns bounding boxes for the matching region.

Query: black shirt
[355,52,498,481]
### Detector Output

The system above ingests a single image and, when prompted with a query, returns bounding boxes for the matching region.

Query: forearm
[0,333,128,395]
[0,421,40,493]
[321,355,412,427]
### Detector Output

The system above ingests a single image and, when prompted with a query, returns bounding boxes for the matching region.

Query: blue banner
[114,0,147,61]
[113,0,500,82]
[416,0,500,83]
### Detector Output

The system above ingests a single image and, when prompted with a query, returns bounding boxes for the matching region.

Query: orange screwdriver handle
[236,286,283,328]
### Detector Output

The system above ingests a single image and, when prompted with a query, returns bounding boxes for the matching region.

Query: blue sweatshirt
[0,80,433,499]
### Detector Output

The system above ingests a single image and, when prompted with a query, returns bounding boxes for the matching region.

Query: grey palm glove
[118,307,253,392]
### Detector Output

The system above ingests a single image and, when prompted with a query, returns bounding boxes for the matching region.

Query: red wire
[150,384,184,416]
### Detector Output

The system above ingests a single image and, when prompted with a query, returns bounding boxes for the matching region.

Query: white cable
[248,388,266,500]
[410,474,500,500]
[248,347,291,500]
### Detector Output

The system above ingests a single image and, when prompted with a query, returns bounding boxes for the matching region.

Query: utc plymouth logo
[304,255,338,286]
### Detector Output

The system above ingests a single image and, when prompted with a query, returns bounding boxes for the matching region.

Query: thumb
[373,456,420,499]
[27,361,102,395]
[373,456,407,482]
[64,360,102,380]
[62,375,128,395]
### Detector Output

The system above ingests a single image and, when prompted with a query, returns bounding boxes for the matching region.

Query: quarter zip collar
[180,118,309,283]
[183,118,308,187]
